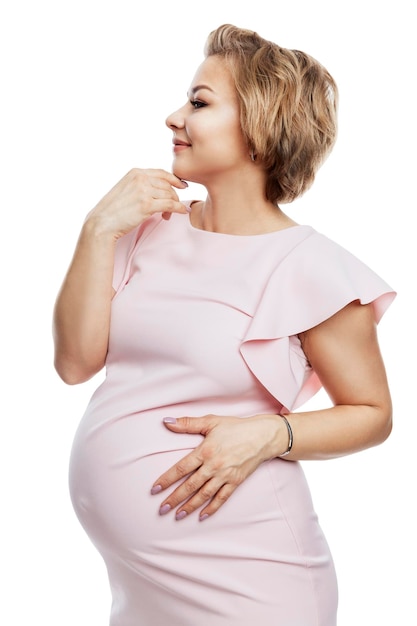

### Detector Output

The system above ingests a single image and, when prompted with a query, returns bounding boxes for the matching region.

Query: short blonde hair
[204,24,338,204]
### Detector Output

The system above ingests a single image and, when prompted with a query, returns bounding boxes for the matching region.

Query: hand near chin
[150,414,281,521]
[86,168,189,239]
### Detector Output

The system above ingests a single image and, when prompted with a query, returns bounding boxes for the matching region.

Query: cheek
[218,125,249,161]
[216,112,247,154]
[192,116,245,154]
[186,117,212,144]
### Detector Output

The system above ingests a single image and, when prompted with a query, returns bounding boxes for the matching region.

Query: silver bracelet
[278,414,293,457]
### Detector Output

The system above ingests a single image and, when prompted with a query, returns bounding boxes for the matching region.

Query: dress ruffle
[240,232,396,412]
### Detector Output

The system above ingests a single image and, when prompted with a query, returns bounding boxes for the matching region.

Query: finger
[151,449,203,494]
[158,473,211,516]
[162,416,215,435]
[157,459,219,511]
[147,184,180,200]
[197,483,236,520]
[148,198,190,216]
[172,477,224,519]
[144,168,189,190]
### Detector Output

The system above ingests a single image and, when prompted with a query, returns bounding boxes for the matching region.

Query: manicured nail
[199,514,209,522]
[163,417,177,424]
[151,485,162,495]
[175,510,187,520]
[180,179,189,187]
[159,503,171,515]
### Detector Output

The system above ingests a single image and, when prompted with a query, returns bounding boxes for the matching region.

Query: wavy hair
[204,24,338,204]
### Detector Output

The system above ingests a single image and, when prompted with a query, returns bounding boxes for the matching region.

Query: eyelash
[190,99,206,109]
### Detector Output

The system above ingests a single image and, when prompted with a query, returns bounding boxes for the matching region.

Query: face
[165,55,249,185]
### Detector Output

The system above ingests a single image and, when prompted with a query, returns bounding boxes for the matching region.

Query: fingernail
[163,417,177,424]
[180,179,189,187]
[175,510,187,520]
[185,205,192,213]
[159,503,171,515]
[151,484,162,495]
[199,514,209,522]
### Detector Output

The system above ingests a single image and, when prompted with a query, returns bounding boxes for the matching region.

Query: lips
[173,139,191,147]
[172,139,191,155]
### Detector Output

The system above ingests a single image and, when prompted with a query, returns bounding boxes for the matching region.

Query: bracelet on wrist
[278,414,293,457]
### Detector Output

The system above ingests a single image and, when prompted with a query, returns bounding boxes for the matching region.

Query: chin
[172,162,185,179]
[172,164,198,185]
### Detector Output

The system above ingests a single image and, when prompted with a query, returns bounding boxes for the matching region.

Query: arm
[284,299,392,460]
[53,168,188,384]
[52,221,116,384]
[151,300,393,519]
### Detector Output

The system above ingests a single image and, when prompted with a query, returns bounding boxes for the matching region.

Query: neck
[191,182,297,236]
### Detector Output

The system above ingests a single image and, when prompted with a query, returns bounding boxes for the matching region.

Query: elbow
[54,356,104,385]
[53,339,107,384]
[55,370,91,386]
[370,404,393,447]
[379,414,393,445]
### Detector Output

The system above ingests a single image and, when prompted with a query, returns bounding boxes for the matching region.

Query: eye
[190,99,207,109]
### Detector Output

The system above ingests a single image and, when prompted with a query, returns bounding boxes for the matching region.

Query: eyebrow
[188,84,215,96]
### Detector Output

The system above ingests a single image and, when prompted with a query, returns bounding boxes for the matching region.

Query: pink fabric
[240,229,395,411]
[69,207,395,625]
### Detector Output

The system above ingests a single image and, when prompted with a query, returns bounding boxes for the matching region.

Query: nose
[165,102,187,130]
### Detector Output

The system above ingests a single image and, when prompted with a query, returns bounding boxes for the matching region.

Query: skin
[53,168,189,383]
[53,55,393,524]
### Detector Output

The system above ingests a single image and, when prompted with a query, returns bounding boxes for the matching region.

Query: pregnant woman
[53,24,396,626]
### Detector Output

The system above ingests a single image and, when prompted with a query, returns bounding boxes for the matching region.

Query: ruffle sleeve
[239,231,396,412]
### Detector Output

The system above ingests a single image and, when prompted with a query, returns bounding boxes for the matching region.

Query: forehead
[189,55,236,97]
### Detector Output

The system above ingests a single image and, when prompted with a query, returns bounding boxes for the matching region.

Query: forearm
[53,169,191,384]
[271,403,392,461]
[53,219,116,384]
[270,302,394,461]
[150,404,391,522]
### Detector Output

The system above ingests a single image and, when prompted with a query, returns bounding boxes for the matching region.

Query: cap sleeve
[240,232,396,412]
[112,215,162,295]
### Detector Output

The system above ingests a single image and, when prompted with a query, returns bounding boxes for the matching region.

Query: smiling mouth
[173,142,191,153]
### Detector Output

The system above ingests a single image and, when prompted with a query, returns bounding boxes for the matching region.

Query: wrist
[277,414,293,457]
[81,213,121,244]
[252,414,294,460]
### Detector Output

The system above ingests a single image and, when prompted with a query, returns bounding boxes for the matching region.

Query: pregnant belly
[69,409,329,570]
[68,403,337,625]
[70,439,338,626]
[68,408,203,550]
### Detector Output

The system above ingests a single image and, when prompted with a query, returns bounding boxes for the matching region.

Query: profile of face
[165,55,250,185]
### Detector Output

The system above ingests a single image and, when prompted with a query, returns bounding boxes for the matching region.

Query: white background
[1,1,414,624]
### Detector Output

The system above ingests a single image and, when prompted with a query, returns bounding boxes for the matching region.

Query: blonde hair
[204,24,338,204]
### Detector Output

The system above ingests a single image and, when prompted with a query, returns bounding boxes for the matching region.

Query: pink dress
[69,205,395,625]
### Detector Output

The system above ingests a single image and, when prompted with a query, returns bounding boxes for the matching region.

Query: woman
[53,24,395,625]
